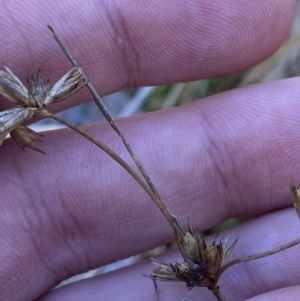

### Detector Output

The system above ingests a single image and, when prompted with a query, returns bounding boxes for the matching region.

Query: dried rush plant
[1,26,300,301]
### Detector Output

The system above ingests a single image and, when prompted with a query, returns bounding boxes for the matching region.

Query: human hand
[0,0,299,300]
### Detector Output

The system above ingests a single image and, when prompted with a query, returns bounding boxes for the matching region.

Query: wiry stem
[37,109,180,231]
[211,286,227,301]
[47,25,184,235]
[39,110,147,193]
[217,236,300,279]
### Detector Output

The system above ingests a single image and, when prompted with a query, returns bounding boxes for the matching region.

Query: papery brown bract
[10,125,45,154]
[0,65,30,106]
[0,107,35,145]
[28,70,50,108]
[43,67,83,106]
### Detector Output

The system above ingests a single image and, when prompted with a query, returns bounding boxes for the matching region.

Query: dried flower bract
[10,125,45,154]
[0,107,34,144]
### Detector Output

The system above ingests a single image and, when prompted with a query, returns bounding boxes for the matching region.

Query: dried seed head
[27,67,83,108]
[0,66,84,109]
[0,107,35,145]
[0,65,85,152]
[150,226,238,290]
[291,182,300,218]
[10,125,45,154]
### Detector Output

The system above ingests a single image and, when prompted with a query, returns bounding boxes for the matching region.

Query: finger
[245,287,300,301]
[0,0,294,112]
[2,77,300,300]
[37,208,300,301]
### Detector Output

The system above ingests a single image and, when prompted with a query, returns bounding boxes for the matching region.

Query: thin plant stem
[39,110,149,195]
[38,109,180,231]
[217,236,300,279]
[211,286,227,301]
[47,25,184,235]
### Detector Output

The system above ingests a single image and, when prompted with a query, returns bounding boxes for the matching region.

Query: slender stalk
[211,286,227,301]
[37,109,180,231]
[217,236,300,279]
[47,25,184,235]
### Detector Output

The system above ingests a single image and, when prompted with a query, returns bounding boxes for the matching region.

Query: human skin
[0,0,299,300]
